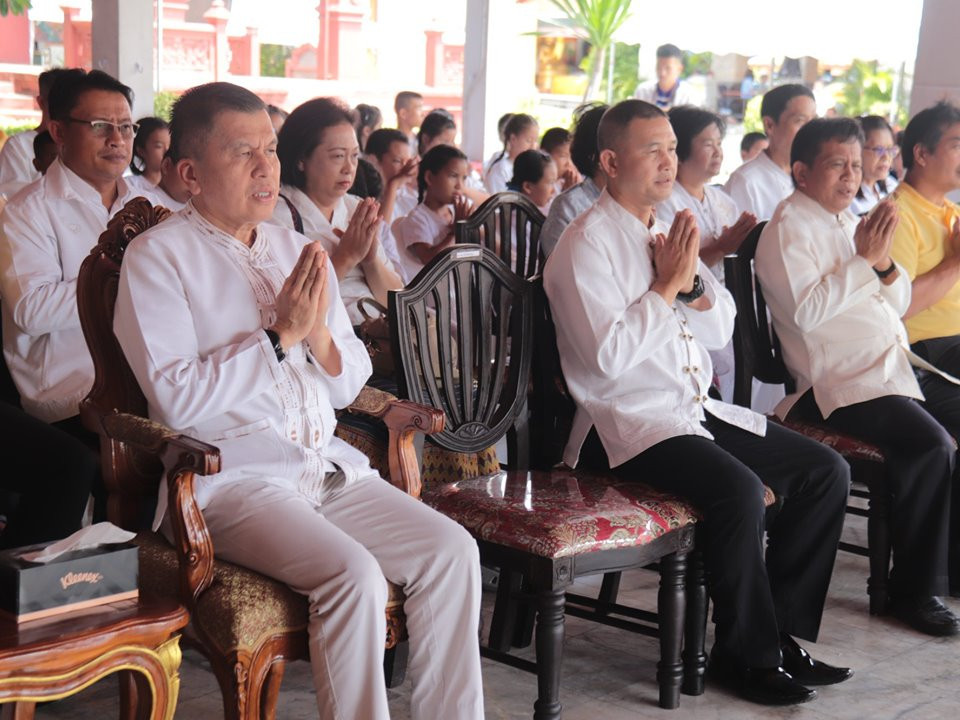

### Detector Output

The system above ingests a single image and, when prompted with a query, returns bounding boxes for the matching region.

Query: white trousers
[198,474,485,720]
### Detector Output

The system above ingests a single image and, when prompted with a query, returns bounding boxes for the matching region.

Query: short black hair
[540,127,571,155]
[417,143,466,202]
[394,91,423,113]
[169,82,264,162]
[276,97,354,189]
[502,113,537,145]
[760,83,814,124]
[365,128,409,161]
[570,102,607,178]
[266,104,288,121]
[597,99,665,152]
[38,67,73,99]
[32,129,54,155]
[508,149,553,190]
[656,43,683,60]
[131,116,169,175]
[667,105,725,162]
[901,101,960,172]
[740,131,767,154]
[857,115,893,138]
[417,110,457,156]
[349,156,383,199]
[354,103,382,149]
[790,117,863,181]
[48,69,132,123]
[497,112,514,142]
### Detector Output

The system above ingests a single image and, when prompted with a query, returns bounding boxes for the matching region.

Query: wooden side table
[0,598,188,720]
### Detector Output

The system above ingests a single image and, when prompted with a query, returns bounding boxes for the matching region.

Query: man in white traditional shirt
[0,68,147,437]
[544,99,852,706]
[0,68,73,199]
[725,84,816,219]
[112,83,484,720]
[756,117,960,637]
[634,44,699,111]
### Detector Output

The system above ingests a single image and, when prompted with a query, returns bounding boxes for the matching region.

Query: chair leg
[866,478,892,615]
[596,572,621,616]
[682,549,708,697]
[384,640,409,688]
[260,662,285,720]
[488,570,523,652]
[118,669,151,720]
[0,703,35,720]
[533,587,565,720]
[657,552,686,710]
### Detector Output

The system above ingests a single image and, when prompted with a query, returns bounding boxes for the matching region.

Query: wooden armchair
[389,246,700,716]
[455,190,545,279]
[76,198,444,720]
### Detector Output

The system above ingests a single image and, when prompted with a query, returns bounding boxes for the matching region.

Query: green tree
[549,0,632,101]
[837,59,897,120]
[153,91,179,122]
[260,44,293,78]
[0,0,30,16]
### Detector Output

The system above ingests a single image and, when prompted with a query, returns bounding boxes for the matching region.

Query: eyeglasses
[66,118,139,138]
[865,145,901,159]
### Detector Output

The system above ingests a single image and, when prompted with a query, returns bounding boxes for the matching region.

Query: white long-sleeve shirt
[540,177,602,259]
[0,158,144,421]
[543,189,765,469]
[271,185,398,325]
[755,190,922,420]
[0,130,40,199]
[114,202,375,527]
[724,151,794,220]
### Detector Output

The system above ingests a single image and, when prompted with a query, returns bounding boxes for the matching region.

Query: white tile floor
[32,513,960,719]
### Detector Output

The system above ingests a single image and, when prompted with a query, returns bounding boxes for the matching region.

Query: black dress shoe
[709,646,817,706]
[779,634,853,686]
[889,595,960,636]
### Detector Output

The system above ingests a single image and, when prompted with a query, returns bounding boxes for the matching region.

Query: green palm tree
[0,0,31,17]
[549,0,633,101]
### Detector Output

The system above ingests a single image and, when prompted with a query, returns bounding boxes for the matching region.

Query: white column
[910,0,960,115]
[462,0,491,164]
[91,0,155,120]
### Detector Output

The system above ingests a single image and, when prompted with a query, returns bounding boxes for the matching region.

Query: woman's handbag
[356,297,394,377]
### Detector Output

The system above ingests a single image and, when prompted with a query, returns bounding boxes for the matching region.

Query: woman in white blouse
[273,98,402,327]
[851,115,899,216]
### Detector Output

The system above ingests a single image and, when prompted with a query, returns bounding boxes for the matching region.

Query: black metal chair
[725,221,893,614]
[389,246,701,716]
[455,191,545,279]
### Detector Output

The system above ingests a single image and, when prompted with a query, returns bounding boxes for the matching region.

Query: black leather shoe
[779,634,853,686]
[709,646,817,706]
[889,595,960,636]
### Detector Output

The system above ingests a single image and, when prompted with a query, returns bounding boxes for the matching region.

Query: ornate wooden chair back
[455,191,545,279]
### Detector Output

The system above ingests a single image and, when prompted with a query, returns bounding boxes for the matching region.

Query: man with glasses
[0,69,152,445]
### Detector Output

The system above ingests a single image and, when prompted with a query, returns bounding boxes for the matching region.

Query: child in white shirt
[484,113,539,194]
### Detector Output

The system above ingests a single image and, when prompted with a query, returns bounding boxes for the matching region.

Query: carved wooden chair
[725,221,893,614]
[389,245,700,717]
[76,197,444,720]
[454,190,545,279]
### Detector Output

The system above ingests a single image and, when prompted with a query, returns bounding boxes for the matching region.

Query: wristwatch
[264,328,286,363]
[874,261,896,279]
[677,274,705,304]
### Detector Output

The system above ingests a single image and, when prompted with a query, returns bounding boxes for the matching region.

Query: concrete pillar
[461,0,491,164]
[203,0,231,82]
[910,0,960,115]
[91,0,154,119]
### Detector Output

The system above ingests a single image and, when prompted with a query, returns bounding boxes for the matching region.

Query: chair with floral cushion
[389,245,701,717]
[725,220,893,615]
[76,197,444,720]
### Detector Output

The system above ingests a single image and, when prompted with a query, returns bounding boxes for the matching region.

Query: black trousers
[789,391,953,597]
[911,335,960,584]
[0,403,97,548]
[611,415,850,668]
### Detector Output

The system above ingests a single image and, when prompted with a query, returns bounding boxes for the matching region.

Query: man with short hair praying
[544,98,852,707]
[112,82,484,720]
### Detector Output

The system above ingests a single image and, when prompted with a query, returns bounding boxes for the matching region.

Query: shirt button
[692,366,700,373]
[683,366,691,373]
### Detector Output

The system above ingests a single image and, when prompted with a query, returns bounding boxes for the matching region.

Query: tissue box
[0,542,139,622]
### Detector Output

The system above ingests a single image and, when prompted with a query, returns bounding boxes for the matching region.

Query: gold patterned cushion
[421,442,501,492]
[136,531,404,655]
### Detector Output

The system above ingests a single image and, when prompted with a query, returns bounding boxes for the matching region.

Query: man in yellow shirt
[890,101,960,594]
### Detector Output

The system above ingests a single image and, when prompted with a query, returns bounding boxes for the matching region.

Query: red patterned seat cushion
[777,418,886,463]
[423,469,698,559]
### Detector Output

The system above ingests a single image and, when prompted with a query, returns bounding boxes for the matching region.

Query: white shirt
[656,182,739,279]
[271,186,397,326]
[124,172,159,197]
[484,156,513,194]
[540,177,602,258]
[755,190,921,420]
[724,151,794,220]
[543,189,765,469]
[380,183,418,272]
[391,202,451,283]
[634,79,699,110]
[114,203,375,527]
[149,184,187,212]
[0,158,142,421]
[0,130,40,199]
[850,176,898,216]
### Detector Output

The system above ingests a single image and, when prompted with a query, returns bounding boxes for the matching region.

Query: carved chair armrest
[345,385,444,498]
[98,412,221,606]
